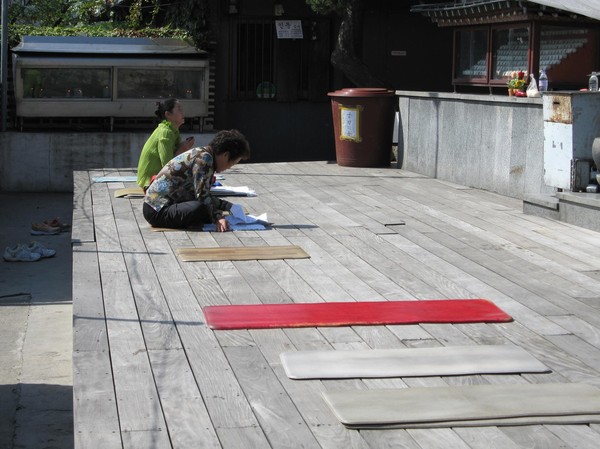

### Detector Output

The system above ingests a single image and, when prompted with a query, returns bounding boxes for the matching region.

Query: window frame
[20,66,112,100]
[452,26,490,85]
[489,23,531,86]
[115,67,206,100]
[453,21,599,89]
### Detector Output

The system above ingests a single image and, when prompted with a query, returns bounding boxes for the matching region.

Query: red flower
[518,71,525,80]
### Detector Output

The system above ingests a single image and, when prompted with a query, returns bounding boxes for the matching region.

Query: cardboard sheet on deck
[280,344,549,380]
[114,187,145,198]
[322,383,600,429]
[176,245,309,262]
[203,299,512,330]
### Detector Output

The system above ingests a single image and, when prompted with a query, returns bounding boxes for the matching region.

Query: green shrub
[6,23,197,50]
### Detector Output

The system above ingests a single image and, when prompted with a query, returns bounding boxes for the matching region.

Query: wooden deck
[73,161,600,449]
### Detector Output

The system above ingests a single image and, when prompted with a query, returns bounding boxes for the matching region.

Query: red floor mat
[203,299,512,330]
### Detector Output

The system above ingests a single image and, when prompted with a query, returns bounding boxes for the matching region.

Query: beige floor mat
[176,245,310,262]
[323,383,600,428]
[281,344,549,379]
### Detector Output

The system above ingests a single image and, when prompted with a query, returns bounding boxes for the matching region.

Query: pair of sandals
[44,218,70,231]
[30,218,71,235]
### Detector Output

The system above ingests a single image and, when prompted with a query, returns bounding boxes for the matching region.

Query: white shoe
[27,241,56,258]
[3,244,41,262]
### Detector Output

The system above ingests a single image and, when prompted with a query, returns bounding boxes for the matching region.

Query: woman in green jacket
[136,98,196,190]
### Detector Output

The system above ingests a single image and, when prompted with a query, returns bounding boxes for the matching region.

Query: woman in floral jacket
[143,129,251,232]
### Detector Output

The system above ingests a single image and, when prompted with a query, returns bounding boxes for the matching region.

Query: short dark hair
[209,129,251,162]
[155,98,179,120]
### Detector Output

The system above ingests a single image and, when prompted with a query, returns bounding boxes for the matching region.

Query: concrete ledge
[524,193,559,209]
[0,131,216,192]
[395,90,544,105]
[557,192,600,233]
[523,191,600,233]
[523,194,560,221]
[556,191,600,208]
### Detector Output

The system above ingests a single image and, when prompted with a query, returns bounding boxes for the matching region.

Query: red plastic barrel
[328,88,395,167]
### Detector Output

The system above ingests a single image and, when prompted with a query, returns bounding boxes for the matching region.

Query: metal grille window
[231,20,276,100]
[228,18,330,101]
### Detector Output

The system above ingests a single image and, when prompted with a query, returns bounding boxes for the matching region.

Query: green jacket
[137,120,180,188]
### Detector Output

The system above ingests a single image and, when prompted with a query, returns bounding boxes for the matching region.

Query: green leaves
[6,23,192,49]
[305,0,348,15]
[5,0,207,50]
[9,0,109,27]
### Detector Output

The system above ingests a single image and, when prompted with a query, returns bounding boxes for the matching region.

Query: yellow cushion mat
[114,187,144,198]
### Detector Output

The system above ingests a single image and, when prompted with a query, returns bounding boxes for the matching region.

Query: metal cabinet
[543,92,600,191]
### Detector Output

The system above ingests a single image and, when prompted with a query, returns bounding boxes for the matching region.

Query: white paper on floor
[203,204,270,231]
[210,185,256,196]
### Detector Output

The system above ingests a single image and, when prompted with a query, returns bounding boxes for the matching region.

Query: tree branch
[331,0,384,87]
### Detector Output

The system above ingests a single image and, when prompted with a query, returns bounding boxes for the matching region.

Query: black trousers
[143,201,211,229]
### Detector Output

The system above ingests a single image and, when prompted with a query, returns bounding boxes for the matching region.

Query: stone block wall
[0,131,215,192]
[396,91,556,199]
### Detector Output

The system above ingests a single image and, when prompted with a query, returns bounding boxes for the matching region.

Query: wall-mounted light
[274,1,284,17]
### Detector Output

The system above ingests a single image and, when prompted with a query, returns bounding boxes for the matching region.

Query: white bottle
[590,72,599,92]
[539,70,548,92]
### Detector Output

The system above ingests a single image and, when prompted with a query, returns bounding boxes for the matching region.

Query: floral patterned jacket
[144,147,232,223]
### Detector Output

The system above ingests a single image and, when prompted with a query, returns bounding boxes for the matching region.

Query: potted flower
[507,71,527,96]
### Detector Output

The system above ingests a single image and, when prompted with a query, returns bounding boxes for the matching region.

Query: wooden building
[411,0,600,92]
[4,1,598,166]
[207,0,453,163]
[207,0,600,162]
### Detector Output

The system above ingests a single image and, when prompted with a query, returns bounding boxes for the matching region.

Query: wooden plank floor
[73,161,600,449]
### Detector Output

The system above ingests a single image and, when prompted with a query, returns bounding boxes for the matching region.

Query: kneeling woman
[143,129,251,232]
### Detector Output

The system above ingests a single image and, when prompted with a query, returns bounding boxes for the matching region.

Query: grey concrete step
[523,191,600,233]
